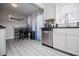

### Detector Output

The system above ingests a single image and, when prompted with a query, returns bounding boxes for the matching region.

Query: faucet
[65,13,70,27]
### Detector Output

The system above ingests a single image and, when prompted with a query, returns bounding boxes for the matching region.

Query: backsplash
[58,22,79,27]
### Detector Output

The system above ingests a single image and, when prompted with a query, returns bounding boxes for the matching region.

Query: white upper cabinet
[56,3,79,24]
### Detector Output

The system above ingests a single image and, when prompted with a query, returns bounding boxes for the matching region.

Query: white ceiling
[41,3,56,8]
[0,3,60,16]
[0,3,41,16]
[34,3,57,10]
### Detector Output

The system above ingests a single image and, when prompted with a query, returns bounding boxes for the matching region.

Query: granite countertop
[41,27,79,31]
[41,28,53,31]
[53,27,79,28]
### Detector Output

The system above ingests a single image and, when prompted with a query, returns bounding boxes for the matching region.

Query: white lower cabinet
[67,35,79,55]
[0,29,6,56]
[53,29,67,51]
[53,28,79,55]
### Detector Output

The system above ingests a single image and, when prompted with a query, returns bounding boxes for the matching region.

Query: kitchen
[0,3,79,56]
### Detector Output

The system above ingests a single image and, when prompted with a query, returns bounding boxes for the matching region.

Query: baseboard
[42,43,53,48]
[42,43,77,56]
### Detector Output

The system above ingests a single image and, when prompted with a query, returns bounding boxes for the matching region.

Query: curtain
[27,10,44,40]
[36,11,44,40]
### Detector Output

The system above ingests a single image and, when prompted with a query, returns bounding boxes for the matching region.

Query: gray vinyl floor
[6,39,69,56]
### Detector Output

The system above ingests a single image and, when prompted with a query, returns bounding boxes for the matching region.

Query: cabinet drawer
[67,29,79,36]
[53,29,66,35]
[53,29,66,32]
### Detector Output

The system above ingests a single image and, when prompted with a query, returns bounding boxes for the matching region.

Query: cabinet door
[67,35,79,55]
[67,29,79,36]
[53,29,66,51]
[0,29,6,55]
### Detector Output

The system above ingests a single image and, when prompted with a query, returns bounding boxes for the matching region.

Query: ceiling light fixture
[12,3,18,8]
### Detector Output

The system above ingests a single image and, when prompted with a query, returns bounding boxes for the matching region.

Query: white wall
[0,9,27,39]
[56,3,79,24]
[35,3,56,20]
[44,5,56,20]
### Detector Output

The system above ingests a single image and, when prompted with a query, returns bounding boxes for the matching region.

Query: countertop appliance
[44,18,55,28]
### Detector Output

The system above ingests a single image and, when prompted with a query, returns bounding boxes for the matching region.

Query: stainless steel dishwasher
[42,30,53,47]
